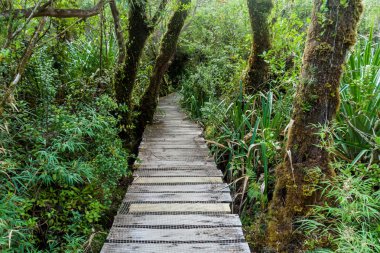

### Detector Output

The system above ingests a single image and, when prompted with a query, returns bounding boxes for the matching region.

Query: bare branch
[0,17,47,116]
[13,0,44,33]
[109,0,126,64]
[0,1,104,19]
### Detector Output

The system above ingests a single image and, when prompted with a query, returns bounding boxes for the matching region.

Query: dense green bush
[0,33,128,253]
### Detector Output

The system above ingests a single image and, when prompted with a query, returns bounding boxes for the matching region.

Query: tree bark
[135,0,191,138]
[114,0,169,106]
[243,0,273,94]
[114,0,150,107]
[267,0,363,251]
[114,0,168,142]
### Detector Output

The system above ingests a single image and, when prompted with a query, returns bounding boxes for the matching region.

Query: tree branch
[0,0,104,19]
[150,0,168,27]
[109,0,125,64]
[0,17,47,116]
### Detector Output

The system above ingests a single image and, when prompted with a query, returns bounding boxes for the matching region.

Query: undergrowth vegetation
[0,10,129,252]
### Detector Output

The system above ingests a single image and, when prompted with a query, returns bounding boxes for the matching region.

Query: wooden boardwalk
[101,94,250,253]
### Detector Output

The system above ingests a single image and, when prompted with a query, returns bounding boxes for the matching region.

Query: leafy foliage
[0,4,129,251]
[299,164,380,252]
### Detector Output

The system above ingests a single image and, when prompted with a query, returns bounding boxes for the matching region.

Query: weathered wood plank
[135,166,218,171]
[133,177,223,184]
[144,130,202,135]
[142,136,204,141]
[112,214,242,227]
[138,153,211,159]
[133,169,222,177]
[128,203,231,213]
[136,161,215,167]
[107,227,245,242]
[139,147,208,152]
[124,192,232,203]
[138,156,212,162]
[138,150,210,157]
[101,243,250,253]
[139,144,208,149]
[127,183,230,192]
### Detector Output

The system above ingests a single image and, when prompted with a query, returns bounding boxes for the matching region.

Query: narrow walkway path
[101,94,250,252]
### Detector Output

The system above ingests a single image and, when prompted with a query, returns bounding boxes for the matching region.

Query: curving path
[101,93,250,252]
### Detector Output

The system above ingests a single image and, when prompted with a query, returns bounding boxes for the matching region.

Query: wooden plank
[101,243,250,253]
[133,177,223,184]
[112,214,242,227]
[144,128,201,133]
[138,151,210,156]
[138,150,210,158]
[136,164,216,169]
[143,135,202,139]
[124,192,232,203]
[139,146,207,150]
[140,139,205,143]
[128,203,231,213]
[136,161,215,167]
[106,227,245,242]
[142,136,203,140]
[140,146,209,151]
[138,156,212,162]
[135,165,218,171]
[128,183,230,192]
[145,128,201,132]
[139,144,208,149]
[150,123,199,127]
[133,169,222,177]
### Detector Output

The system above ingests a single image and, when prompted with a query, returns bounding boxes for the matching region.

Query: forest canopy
[0,0,379,252]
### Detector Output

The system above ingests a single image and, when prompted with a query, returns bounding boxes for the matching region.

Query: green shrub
[299,163,380,252]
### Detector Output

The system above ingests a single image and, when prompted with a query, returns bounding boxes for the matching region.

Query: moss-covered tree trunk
[243,0,272,94]
[114,0,150,108]
[267,0,363,251]
[114,0,168,143]
[135,0,191,137]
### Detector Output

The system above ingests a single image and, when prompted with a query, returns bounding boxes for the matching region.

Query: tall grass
[336,29,380,165]
[299,164,380,252]
[195,85,290,213]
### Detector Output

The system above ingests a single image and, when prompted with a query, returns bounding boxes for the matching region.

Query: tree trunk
[114,0,168,143]
[267,0,363,251]
[135,0,191,137]
[243,0,273,94]
[114,0,151,107]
